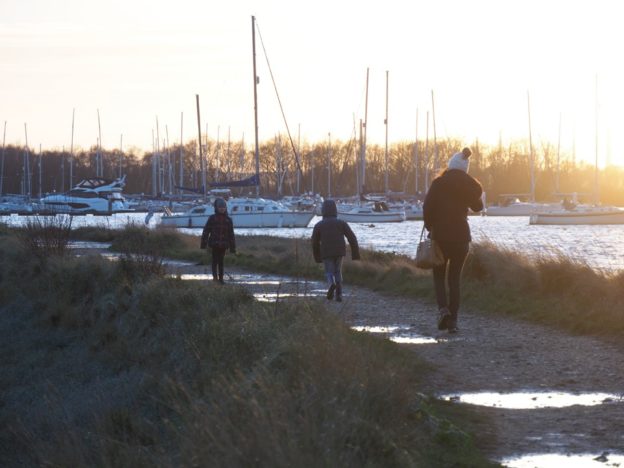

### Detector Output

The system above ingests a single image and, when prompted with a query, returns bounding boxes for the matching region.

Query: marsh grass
[462,240,624,336]
[139,231,624,340]
[0,229,496,467]
[109,224,187,277]
[16,215,73,260]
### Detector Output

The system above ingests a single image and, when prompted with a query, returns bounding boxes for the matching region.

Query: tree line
[1,137,623,205]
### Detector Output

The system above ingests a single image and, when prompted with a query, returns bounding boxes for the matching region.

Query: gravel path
[174,262,624,464]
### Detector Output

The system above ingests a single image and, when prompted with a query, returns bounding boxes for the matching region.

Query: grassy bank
[82,224,624,341]
[0,224,496,467]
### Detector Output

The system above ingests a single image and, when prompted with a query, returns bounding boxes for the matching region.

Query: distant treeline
[2,137,624,205]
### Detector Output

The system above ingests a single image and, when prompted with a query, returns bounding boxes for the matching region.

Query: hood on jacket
[321,199,338,217]
[214,197,228,213]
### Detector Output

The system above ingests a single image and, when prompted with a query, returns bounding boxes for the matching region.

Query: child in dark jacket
[311,199,360,302]
[200,198,236,284]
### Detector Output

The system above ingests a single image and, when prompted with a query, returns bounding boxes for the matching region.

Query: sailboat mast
[38,144,42,200]
[424,111,429,190]
[97,109,103,177]
[195,94,206,198]
[414,108,419,194]
[527,90,535,202]
[431,90,438,175]
[119,134,123,178]
[0,121,6,195]
[179,112,184,191]
[556,112,561,194]
[70,109,75,189]
[594,75,599,205]
[361,67,369,191]
[296,124,301,194]
[24,123,31,198]
[327,132,331,198]
[384,70,389,194]
[252,16,260,197]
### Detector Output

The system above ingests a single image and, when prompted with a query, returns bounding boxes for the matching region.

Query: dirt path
[170,261,624,464]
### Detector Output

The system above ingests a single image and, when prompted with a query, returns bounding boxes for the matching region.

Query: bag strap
[419,225,426,242]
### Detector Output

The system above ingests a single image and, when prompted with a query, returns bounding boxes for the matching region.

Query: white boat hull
[160,197,317,228]
[486,202,559,216]
[529,208,624,225]
[337,211,405,223]
[161,210,315,228]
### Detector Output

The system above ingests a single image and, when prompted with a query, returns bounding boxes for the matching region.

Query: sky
[2,0,624,167]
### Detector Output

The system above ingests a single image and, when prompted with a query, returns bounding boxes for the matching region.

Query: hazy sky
[2,0,624,166]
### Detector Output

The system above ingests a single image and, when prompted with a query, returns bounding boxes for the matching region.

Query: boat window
[68,191,98,198]
[257,207,264,211]
[232,206,238,212]
[192,208,206,214]
[245,206,250,212]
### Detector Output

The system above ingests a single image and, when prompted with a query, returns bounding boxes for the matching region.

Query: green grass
[0,225,498,467]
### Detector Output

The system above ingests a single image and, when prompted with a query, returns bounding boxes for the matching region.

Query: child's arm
[200,217,212,249]
[311,225,322,263]
[344,224,360,260]
[229,219,236,253]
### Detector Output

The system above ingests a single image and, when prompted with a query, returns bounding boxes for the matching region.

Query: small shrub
[17,215,73,260]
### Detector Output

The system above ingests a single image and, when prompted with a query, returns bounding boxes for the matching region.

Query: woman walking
[423,147,483,333]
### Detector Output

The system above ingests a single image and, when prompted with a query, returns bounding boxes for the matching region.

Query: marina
[3,212,624,272]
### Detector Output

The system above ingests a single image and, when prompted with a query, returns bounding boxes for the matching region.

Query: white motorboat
[486,198,559,216]
[337,202,406,223]
[160,197,315,228]
[37,176,131,214]
[388,201,423,220]
[529,205,624,225]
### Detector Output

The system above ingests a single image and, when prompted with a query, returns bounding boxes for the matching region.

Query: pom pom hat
[448,147,472,173]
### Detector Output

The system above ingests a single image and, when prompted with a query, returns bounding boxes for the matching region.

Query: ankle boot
[335,282,342,302]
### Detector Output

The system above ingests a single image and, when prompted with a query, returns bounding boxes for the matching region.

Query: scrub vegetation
[0,223,497,467]
[93,226,624,341]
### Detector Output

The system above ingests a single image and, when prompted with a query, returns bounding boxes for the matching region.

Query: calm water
[3,212,623,272]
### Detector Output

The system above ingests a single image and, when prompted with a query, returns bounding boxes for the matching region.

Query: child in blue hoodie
[200,198,236,284]
[312,200,360,302]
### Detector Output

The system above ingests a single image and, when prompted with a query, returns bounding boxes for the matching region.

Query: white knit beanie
[447,147,471,172]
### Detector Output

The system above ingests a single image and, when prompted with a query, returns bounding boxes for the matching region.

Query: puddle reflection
[99,253,194,267]
[351,326,438,345]
[253,292,323,302]
[351,325,407,333]
[502,452,624,467]
[440,391,623,409]
[390,335,438,344]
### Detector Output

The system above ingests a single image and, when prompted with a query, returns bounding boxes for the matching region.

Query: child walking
[312,199,360,302]
[200,198,236,284]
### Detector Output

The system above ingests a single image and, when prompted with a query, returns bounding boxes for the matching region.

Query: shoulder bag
[416,226,444,269]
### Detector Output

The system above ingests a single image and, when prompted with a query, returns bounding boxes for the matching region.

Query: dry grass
[16,215,74,260]
[0,228,496,467]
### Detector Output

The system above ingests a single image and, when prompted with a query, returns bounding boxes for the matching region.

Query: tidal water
[3,212,623,272]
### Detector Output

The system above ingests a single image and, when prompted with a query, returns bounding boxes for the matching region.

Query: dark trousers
[432,241,469,318]
[211,247,227,280]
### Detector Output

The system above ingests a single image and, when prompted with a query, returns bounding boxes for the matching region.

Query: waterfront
[2,213,623,272]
